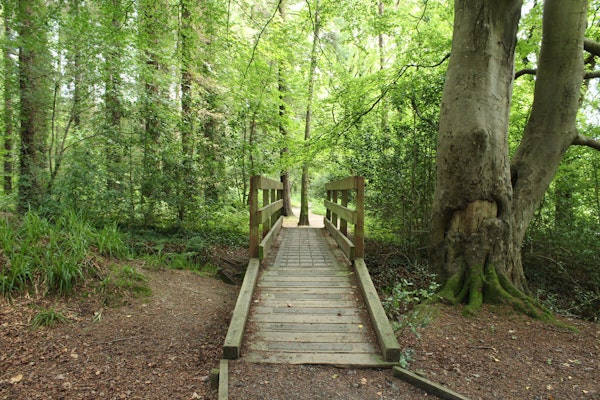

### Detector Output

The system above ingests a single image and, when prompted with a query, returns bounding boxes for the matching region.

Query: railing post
[340,189,349,237]
[262,187,270,238]
[270,188,277,228]
[355,176,365,258]
[326,190,331,222]
[249,176,260,258]
[332,190,338,229]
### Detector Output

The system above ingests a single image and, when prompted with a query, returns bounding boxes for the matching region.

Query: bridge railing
[324,176,364,260]
[249,175,284,260]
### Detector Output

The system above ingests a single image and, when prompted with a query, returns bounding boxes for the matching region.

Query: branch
[515,38,600,80]
[584,37,600,58]
[322,52,451,141]
[572,133,600,151]
[241,0,283,85]
[515,67,600,80]
[514,68,536,79]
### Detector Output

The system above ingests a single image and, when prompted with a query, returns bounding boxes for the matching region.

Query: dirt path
[1,262,599,400]
[283,206,324,228]
[0,268,237,400]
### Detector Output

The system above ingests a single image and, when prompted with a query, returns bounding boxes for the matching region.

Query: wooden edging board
[392,367,471,400]
[223,258,260,359]
[218,359,229,400]
[353,258,401,362]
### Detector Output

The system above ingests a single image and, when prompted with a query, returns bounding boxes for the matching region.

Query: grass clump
[98,264,151,304]
[0,211,130,298]
[30,306,70,329]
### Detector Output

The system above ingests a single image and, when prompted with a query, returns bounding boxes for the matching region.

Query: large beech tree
[431,0,598,315]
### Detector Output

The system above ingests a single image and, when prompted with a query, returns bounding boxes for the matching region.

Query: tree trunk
[103,0,124,192]
[179,0,194,221]
[17,0,51,213]
[139,0,166,222]
[510,0,587,255]
[298,0,320,226]
[431,0,587,317]
[3,0,15,194]
[278,0,294,217]
[431,0,523,314]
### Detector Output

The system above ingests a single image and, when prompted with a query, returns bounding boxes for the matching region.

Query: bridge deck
[241,227,393,366]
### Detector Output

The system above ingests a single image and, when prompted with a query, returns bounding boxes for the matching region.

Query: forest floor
[1,245,599,399]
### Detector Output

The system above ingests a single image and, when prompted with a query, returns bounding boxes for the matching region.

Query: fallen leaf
[360,378,367,385]
[332,374,339,379]
[10,374,23,384]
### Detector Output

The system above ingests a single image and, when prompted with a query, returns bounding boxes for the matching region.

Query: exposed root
[435,263,561,323]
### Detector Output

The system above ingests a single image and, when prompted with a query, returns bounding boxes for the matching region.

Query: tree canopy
[1,0,599,319]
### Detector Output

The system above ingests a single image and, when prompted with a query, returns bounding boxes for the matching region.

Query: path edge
[392,366,471,400]
[354,258,401,362]
[223,258,260,359]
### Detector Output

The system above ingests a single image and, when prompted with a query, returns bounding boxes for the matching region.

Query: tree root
[434,263,564,325]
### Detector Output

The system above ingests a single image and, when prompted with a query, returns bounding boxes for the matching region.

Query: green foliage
[0,211,130,297]
[98,264,151,304]
[30,306,70,329]
[383,277,440,333]
[382,273,439,369]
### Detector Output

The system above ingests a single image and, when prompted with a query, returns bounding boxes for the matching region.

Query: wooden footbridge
[217,175,470,400]
[223,175,400,366]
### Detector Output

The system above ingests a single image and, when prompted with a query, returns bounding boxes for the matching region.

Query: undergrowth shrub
[0,211,129,297]
[524,224,600,321]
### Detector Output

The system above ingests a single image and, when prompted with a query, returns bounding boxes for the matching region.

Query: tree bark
[3,0,15,194]
[298,0,320,226]
[103,0,124,192]
[278,0,294,217]
[17,0,51,213]
[510,0,587,250]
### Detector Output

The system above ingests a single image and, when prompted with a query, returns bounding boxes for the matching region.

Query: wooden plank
[218,359,228,400]
[392,367,472,400]
[260,274,352,282]
[223,258,261,359]
[252,306,362,315]
[254,322,369,333]
[354,176,365,258]
[261,269,353,277]
[354,258,400,362]
[257,199,283,225]
[249,177,259,258]
[248,331,369,343]
[258,294,356,303]
[324,200,356,224]
[255,176,283,190]
[257,287,354,294]
[243,351,395,367]
[258,215,283,260]
[247,341,378,353]
[324,218,355,261]
[257,300,361,308]
[258,280,352,288]
[325,176,358,191]
[249,313,364,324]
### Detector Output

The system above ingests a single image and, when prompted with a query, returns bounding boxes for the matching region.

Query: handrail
[323,176,364,260]
[249,175,284,259]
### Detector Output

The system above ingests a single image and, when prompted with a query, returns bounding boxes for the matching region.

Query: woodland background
[1,0,599,320]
